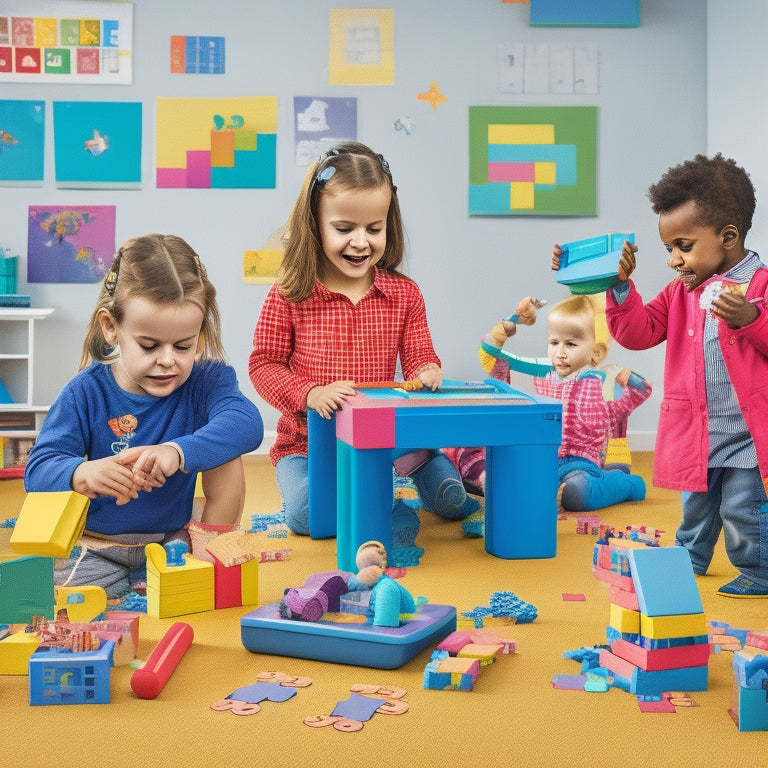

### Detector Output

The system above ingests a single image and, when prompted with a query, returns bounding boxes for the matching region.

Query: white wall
[0,0,711,447]
[707,0,768,251]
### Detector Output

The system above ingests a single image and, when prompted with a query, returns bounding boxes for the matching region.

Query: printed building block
[28,640,115,705]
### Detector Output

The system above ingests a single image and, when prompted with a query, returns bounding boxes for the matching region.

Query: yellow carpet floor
[1,453,766,767]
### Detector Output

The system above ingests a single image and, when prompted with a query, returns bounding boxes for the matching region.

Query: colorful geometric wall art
[0,2,133,84]
[156,96,277,189]
[0,99,45,185]
[469,106,597,216]
[53,101,142,188]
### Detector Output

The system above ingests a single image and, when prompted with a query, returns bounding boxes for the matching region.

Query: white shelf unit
[0,308,54,477]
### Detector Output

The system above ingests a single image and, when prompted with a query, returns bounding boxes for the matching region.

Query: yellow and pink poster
[155,96,277,189]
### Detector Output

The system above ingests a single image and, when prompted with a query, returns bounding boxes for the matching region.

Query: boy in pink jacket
[600,153,768,598]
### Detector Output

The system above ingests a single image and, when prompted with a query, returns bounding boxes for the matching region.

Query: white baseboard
[252,429,656,455]
[627,430,656,452]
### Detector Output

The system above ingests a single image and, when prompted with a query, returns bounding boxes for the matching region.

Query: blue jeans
[276,451,478,536]
[558,456,645,512]
[678,466,768,586]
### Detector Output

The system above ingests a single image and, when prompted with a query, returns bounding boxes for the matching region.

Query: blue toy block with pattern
[556,232,634,295]
[28,640,115,705]
[627,546,703,617]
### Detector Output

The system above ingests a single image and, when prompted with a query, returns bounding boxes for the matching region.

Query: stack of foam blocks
[592,541,710,696]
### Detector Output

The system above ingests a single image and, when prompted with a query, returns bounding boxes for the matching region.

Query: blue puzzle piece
[331,692,386,722]
[627,546,703,617]
[227,682,297,704]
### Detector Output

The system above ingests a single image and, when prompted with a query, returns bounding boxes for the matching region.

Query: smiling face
[547,313,596,379]
[658,200,745,291]
[98,296,203,397]
[316,183,391,296]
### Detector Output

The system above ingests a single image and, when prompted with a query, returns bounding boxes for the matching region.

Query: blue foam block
[627,546,703,617]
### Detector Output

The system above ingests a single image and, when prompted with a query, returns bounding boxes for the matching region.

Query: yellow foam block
[609,602,640,634]
[240,558,259,605]
[54,585,107,623]
[10,491,88,558]
[0,631,40,675]
[145,543,215,618]
[640,612,707,640]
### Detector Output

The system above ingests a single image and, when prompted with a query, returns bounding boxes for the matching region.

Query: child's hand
[307,381,356,419]
[617,240,638,281]
[71,455,140,506]
[117,444,181,491]
[551,244,562,271]
[711,289,761,329]
[418,366,443,391]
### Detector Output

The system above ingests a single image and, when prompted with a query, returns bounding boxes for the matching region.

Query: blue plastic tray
[241,602,456,669]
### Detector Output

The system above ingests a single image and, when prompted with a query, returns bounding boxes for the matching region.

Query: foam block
[627,546,703,617]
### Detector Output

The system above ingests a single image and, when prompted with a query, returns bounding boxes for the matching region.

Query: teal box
[0,255,17,294]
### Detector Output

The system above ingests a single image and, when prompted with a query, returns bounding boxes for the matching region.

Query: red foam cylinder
[130,622,194,699]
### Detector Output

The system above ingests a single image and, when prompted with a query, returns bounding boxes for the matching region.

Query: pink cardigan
[606,268,768,493]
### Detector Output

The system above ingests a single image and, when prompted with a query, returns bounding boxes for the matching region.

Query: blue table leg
[308,410,337,539]
[338,446,394,571]
[484,443,559,558]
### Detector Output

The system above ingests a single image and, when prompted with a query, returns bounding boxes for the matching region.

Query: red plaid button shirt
[249,269,440,465]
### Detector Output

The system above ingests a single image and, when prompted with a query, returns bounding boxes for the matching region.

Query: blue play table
[308,380,562,571]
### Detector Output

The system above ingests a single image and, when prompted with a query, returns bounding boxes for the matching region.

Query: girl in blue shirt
[25,233,264,598]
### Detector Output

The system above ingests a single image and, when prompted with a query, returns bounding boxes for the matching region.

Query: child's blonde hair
[80,233,225,369]
[278,141,405,303]
[548,293,610,367]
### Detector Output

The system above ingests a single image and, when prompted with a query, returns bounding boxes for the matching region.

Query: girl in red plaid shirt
[478,294,652,512]
[249,142,478,535]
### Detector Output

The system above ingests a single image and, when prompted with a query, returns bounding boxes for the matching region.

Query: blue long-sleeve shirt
[25,361,263,535]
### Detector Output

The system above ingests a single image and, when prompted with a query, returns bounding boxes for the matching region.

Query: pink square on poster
[156,168,187,188]
[186,151,212,188]
[488,162,535,183]
[77,48,100,74]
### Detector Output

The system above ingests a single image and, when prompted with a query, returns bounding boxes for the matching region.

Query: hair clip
[312,165,336,193]
[104,269,118,297]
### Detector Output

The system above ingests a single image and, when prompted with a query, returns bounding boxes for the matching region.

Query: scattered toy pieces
[304,684,409,732]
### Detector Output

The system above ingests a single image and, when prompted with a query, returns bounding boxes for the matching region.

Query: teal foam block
[627,546,703,617]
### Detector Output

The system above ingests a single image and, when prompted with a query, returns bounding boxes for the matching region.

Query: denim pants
[276,451,476,536]
[558,456,645,512]
[677,466,768,586]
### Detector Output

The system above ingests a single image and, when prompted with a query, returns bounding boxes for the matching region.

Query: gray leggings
[55,529,191,600]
